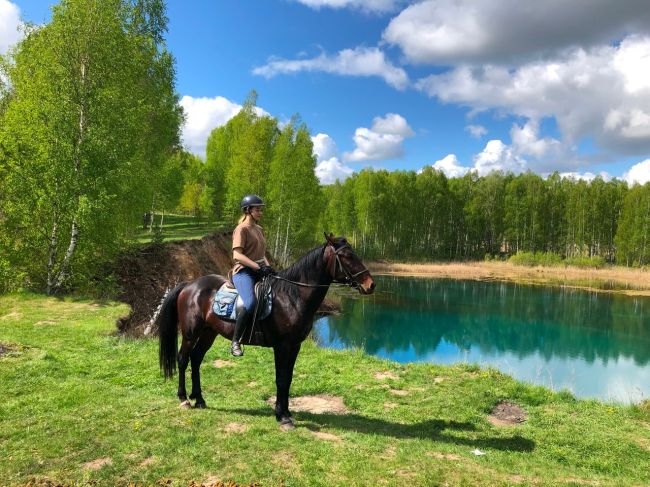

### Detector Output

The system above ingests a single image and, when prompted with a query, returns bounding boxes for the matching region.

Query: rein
[269,243,370,289]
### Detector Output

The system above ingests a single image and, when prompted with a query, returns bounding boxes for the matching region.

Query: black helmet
[240,194,265,211]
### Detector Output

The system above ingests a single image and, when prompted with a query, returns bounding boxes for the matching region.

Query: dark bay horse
[157,234,375,427]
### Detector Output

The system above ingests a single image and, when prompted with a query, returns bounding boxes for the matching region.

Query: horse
[157,233,375,428]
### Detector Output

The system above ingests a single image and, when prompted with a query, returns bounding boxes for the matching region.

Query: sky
[2,0,650,185]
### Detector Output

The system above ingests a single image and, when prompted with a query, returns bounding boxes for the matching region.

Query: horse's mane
[273,244,327,300]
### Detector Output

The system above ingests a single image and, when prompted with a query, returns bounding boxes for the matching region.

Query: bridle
[269,242,371,289]
[328,243,371,290]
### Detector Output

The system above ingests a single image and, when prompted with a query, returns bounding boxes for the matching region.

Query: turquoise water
[314,276,650,403]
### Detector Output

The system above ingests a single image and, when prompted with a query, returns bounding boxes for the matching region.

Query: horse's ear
[324,232,334,243]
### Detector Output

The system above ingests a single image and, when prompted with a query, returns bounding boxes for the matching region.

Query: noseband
[327,243,371,289]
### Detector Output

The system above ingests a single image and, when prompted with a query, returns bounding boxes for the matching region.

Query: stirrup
[230,341,243,357]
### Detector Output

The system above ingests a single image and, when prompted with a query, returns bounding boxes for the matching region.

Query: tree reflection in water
[313,276,650,401]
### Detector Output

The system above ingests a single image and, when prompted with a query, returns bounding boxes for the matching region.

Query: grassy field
[1,293,650,486]
[134,214,227,243]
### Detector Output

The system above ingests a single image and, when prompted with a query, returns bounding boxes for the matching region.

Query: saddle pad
[212,281,273,321]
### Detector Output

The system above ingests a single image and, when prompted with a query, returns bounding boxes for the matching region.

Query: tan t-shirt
[231,221,267,276]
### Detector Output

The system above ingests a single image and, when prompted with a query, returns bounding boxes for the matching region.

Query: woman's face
[250,206,264,220]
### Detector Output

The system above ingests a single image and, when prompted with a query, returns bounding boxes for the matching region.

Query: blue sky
[3,0,650,185]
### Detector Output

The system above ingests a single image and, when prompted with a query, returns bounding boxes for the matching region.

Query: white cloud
[431,154,470,178]
[416,36,650,156]
[292,0,404,14]
[179,95,268,157]
[253,46,409,90]
[510,120,562,159]
[623,159,650,186]
[315,157,354,184]
[0,0,21,55]
[465,124,487,138]
[311,133,338,162]
[383,0,650,65]
[344,113,414,162]
[558,171,612,182]
[473,139,526,176]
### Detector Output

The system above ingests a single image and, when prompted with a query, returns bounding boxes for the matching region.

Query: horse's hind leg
[177,336,196,404]
[189,327,218,409]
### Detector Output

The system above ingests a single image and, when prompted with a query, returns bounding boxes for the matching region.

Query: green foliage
[564,255,607,269]
[615,182,650,266]
[0,0,182,294]
[509,251,563,267]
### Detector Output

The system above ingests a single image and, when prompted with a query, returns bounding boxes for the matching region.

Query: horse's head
[324,233,375,295]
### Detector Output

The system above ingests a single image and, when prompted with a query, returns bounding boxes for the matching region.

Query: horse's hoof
[279,418,295,431]
[194,402,207,409]
[179,400,192,409]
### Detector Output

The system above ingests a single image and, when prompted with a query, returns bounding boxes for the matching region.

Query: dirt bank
[367,261,650,297]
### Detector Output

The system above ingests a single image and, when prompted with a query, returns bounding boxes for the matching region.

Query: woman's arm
[233,249,262,270]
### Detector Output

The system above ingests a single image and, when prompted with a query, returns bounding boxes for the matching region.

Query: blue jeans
[232,268,257,312]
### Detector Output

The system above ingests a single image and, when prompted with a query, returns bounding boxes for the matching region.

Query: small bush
[509,251,563,267]
[565,255,606,269]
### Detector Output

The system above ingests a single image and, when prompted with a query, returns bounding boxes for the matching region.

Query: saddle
[212,280,273,321]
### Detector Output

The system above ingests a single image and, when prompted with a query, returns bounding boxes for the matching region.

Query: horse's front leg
[177,336,194,406]
[273,341,301,428]
[189,327,217,408]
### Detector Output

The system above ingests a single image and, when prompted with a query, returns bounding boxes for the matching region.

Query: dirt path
[367,261,650,297]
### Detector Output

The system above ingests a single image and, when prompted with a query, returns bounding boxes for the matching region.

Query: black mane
[273,244,328,300]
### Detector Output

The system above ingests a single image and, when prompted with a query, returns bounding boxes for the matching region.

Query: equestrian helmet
[240,194,265,211]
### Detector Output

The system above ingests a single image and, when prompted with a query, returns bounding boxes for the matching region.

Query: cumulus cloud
[0,0,22,55]
[431,154,470,178]
[383,0,650,65]
[559,171,612,182]
[623,158,650,186]
[465,124,487,138]
[311,133,338,161]
[416,36,650,157]
[291,0,404,14]
[315,157,354,184]
[179,95,267,157]
[311,133,354,184]
[252,46,409,90]
[473,139,526,176]
[344,113,414,162]
[510,120,562,159]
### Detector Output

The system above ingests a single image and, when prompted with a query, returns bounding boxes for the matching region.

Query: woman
[229,194,275,356]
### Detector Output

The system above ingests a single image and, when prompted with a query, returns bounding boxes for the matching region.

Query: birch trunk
[46,216,59,295]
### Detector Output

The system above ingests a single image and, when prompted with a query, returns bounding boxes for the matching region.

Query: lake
[313,276,650,403]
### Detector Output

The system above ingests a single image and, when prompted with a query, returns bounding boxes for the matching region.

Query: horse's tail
[158,282,187,379]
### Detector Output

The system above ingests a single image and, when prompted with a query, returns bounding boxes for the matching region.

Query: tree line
[319,168,650,266]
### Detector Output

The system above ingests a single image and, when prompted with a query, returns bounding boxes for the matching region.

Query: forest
[1,0,650,296]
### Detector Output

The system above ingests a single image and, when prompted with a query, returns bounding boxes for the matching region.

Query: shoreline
[367,260,650,297]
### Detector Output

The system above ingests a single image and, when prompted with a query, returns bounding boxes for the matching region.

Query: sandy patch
[247,381,257,388]
[224,422,248,434]
[427,451,462,461]
[139,457,155,467]
[179,400,192,409]
[266,394,349,414]
[34,320,58,326]
[389,389,409,396]
[384,402,398,409]
[213,359,235,368]
[375,371,399,380]
[311,430,342,441]
[0,311,21,320]
[433,377,445,384]
[82,457,112,470]
[488,401,528,426]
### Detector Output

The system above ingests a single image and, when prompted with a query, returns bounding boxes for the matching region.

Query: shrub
[509,251,562,267]
[565,255,606,269]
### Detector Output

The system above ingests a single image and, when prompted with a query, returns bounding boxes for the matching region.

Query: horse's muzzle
[358,277,375,295]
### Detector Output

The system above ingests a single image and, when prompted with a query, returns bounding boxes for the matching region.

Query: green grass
[1,293,649,486]
[134,214,227,243]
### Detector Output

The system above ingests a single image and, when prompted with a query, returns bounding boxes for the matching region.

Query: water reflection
[314,276,650,402]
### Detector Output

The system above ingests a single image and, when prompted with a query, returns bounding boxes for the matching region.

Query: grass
[134,214,227,244]
[1,293,650,486]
